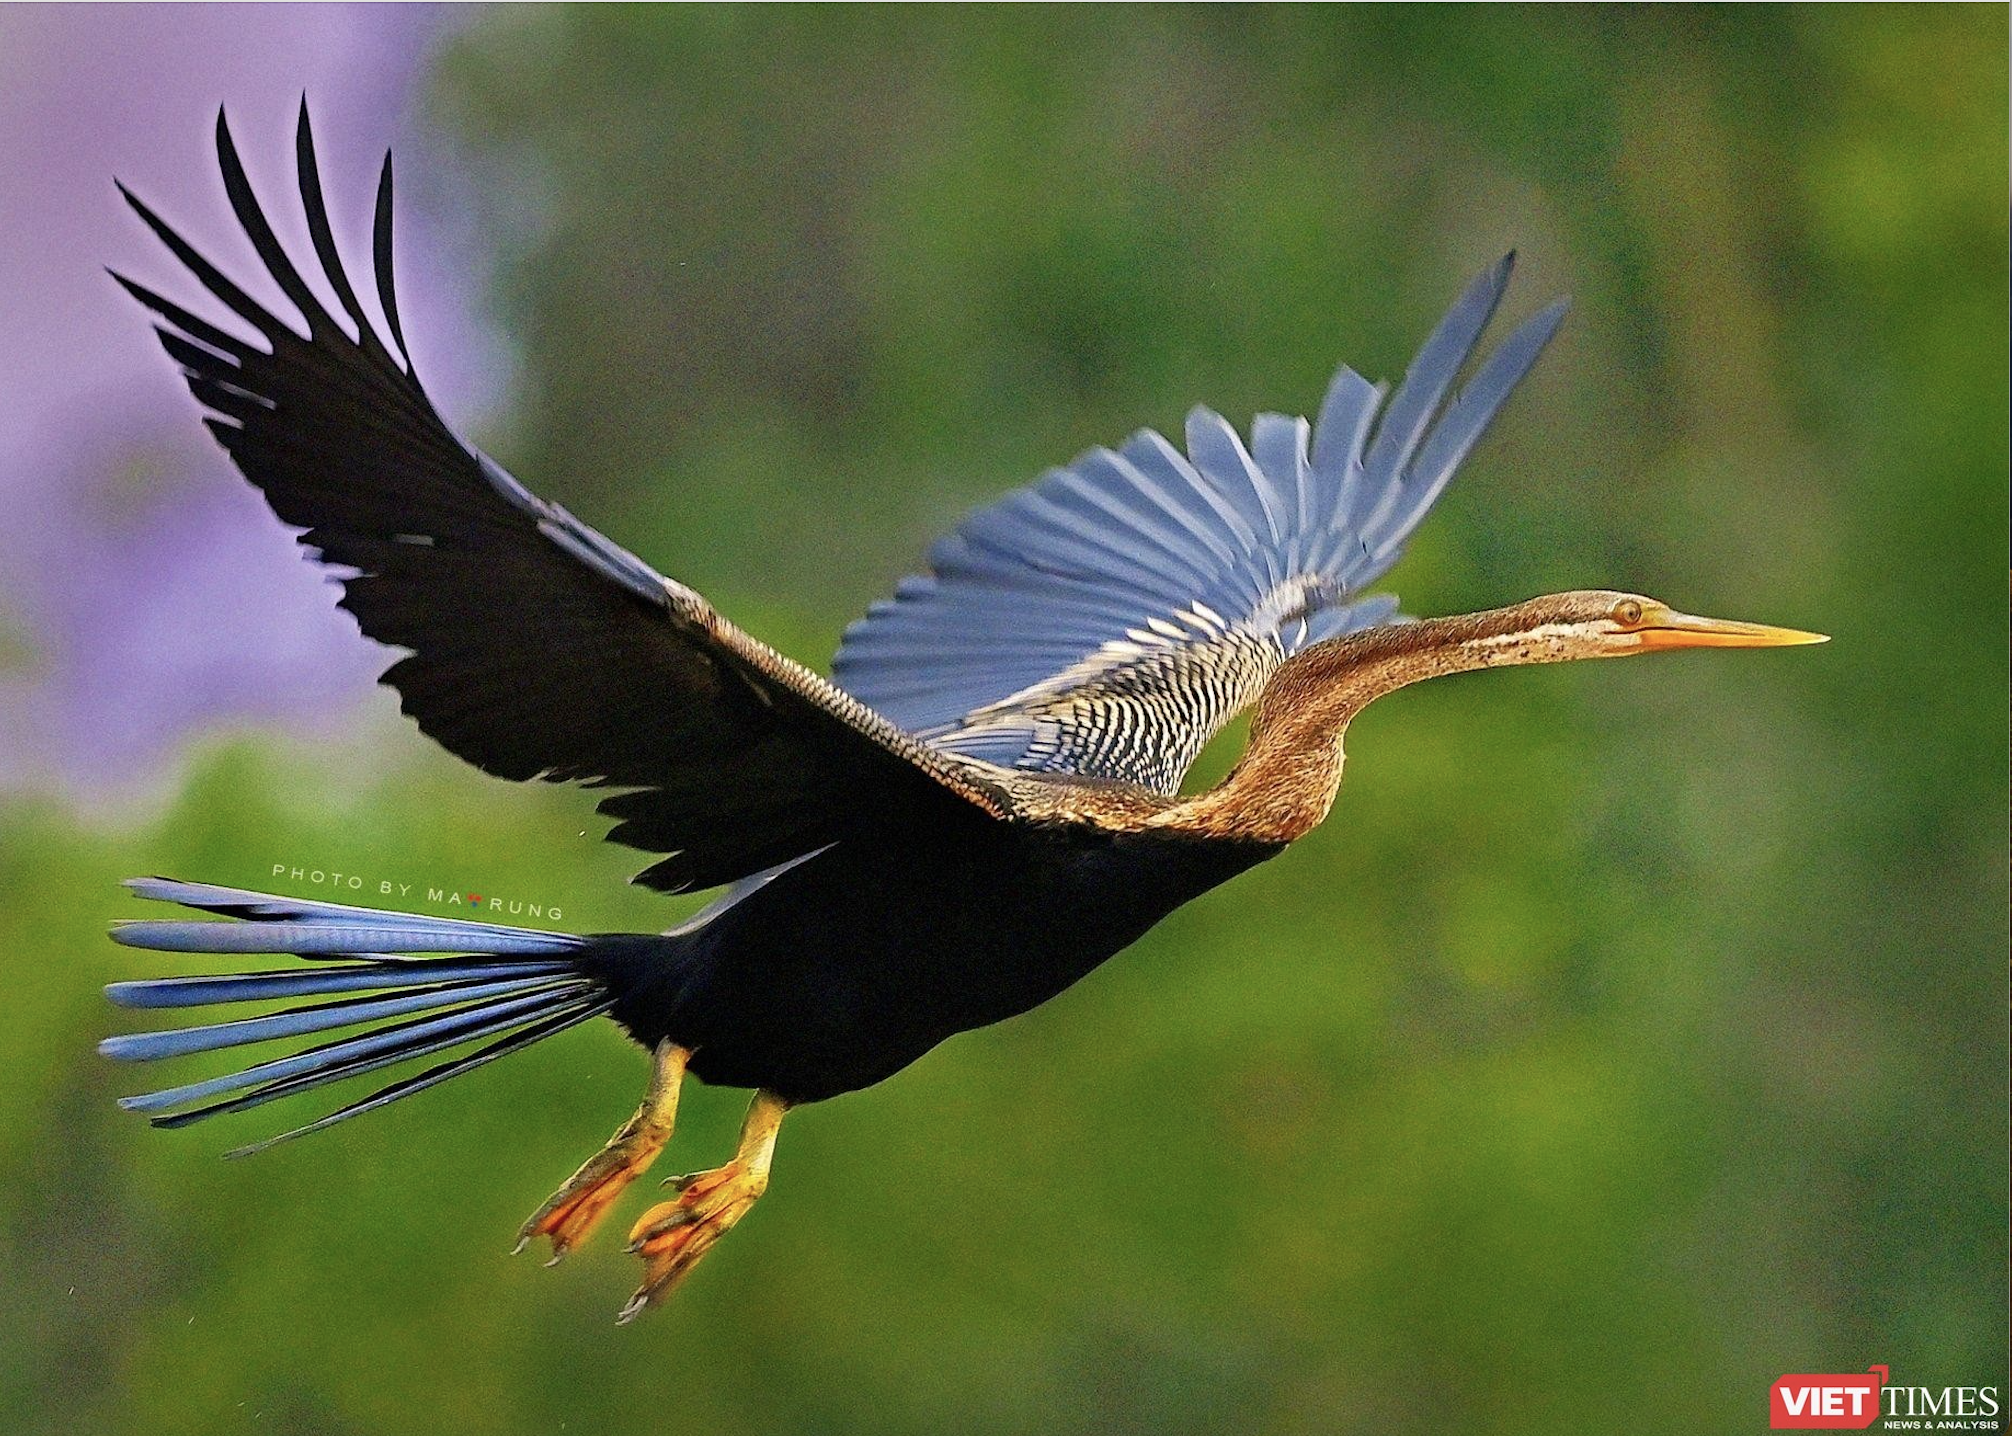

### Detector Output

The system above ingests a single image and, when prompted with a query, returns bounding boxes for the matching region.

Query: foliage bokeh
[3,7,2005,1434]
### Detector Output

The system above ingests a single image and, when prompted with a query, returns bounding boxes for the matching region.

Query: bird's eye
[1611,599,1644,627]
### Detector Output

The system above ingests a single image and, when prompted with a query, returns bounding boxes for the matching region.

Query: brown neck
[1151,604,1573,844]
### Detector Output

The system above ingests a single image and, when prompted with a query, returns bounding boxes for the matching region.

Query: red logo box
[1771,1366,1887,1429]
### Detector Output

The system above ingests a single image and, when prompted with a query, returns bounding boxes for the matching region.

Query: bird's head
[1252,589,1826,739]
[1442,589,1829,665]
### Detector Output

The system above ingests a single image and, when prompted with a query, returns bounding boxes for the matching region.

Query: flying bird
[102,107,1824,1323]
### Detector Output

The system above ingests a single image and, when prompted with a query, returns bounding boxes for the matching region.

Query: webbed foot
[514,1041,686,1263]
[616,1088,787,1322]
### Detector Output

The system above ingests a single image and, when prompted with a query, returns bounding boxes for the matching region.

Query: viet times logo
[1770,1365,2003,1430]
[1773,1368,1888,1429]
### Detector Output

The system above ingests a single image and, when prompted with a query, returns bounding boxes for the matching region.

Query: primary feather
[114,103,1007,897]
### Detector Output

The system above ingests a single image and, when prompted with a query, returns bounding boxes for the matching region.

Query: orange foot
[615,1088,788,1323]
[618,1159,769,1322]
[514,1128,670,1263]
[514,1042,686,1264]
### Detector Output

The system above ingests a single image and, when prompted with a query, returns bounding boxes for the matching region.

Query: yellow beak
[1635,608,1830,652]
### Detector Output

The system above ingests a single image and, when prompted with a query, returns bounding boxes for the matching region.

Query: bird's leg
[514,1040,688,1264]
[618,1088,788,1322]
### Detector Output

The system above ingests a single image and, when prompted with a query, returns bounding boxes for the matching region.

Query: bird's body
[609,812,1277,1102]
[101,107,1822,1320]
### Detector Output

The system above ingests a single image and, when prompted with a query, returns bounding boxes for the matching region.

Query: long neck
[1153,604,1571,844]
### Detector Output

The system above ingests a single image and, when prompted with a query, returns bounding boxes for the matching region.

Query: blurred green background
[3,7,2006,1434]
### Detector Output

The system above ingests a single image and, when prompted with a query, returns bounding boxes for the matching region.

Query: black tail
[102,878,616,1157]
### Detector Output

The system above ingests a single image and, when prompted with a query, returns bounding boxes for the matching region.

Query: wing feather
[122,105,1005,894]
[833,256,1566,791]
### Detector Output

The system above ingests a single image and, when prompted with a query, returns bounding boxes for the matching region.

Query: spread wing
[117,106,1007,894]
[832,257,1567,793]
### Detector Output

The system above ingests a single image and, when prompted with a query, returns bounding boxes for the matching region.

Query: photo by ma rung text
[267,863,565,923]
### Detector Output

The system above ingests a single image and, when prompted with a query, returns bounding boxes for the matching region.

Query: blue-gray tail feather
[102,877,613,1157]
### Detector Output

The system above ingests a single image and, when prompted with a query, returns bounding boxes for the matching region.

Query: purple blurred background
[0,3,502,796]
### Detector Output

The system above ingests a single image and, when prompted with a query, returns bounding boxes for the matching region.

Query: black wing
[116,105,1006,893]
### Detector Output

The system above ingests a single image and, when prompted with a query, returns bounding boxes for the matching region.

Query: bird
[101,105,1825,1324]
